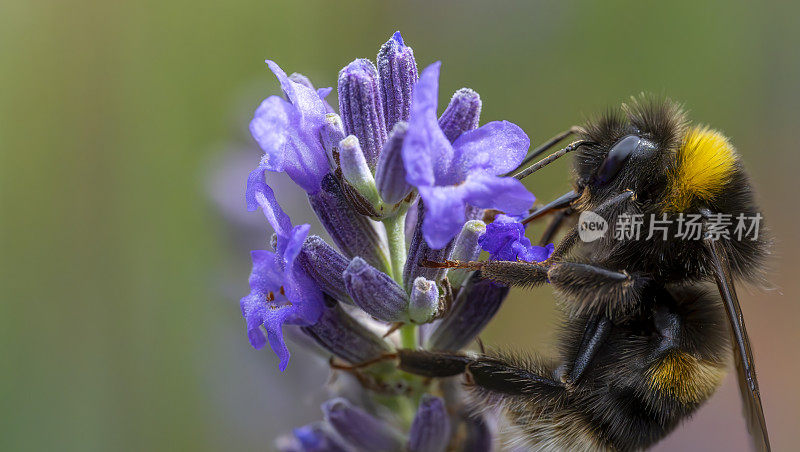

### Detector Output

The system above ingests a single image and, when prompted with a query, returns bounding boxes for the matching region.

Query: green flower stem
[399,323,418,349]
[382,212,407,285]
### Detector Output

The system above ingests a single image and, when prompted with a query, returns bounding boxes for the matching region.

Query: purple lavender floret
[402,62,536,249]
[239,184,323,371]
[247,61,330,199]
[479,214,555,262]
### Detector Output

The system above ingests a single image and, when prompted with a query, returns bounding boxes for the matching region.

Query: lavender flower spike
[408,395,451,452]
[409,277,439,323]
[247,60,330,201]
[322,398,405,451]
[240,184,324,371]
[343,257,408,322]
[375,121,413,204]
[438,88,482,143]
[378,31,419,131]
[338,59,387,169]
[402,62,536,249]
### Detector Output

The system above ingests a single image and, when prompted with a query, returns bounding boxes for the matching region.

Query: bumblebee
[403,97,771,451]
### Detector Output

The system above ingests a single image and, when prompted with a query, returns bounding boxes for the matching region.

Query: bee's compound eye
[596,135,641,184]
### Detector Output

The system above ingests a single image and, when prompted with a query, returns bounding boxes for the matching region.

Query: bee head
[574,96,689,206]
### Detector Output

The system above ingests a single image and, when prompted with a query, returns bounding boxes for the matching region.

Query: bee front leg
[547,260,650,317]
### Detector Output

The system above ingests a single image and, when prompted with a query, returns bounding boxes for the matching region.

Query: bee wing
[705,238,771,452]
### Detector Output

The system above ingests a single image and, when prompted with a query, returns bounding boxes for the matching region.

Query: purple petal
[317,87,335,114]
[519,242,555,262]
[240,293,268,349]
[418,185,467,250]
[249,96,292,172]
[402,62,455,187]
[248,250,283,293]
[460,173,535,216]
[252,183,293,237]
[452,120,530,178]
[478,214,554,263]
[282,266,324,326]
[263,304,296,371]
[248,61,330,194]
[266,60,327,122]
[283,224,311,266]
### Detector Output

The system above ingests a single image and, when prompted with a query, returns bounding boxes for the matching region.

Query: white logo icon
[578,210,608,242]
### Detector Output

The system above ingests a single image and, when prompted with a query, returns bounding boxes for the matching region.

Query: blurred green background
[2,0,798,450]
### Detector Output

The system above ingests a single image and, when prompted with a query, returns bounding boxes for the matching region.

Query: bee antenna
[514,140,594,180]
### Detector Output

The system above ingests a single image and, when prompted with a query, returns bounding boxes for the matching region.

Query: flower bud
[377,31,418,130]
[408,395,451,452]
[344,257,408,322]
[278,422,349,452]
[409,277,439,323]
[375,122,413,204]
[339,135,381,206]
[438,88,481,142]
[321,113,346,168]
[338,59,387,169]
[448,220,486,288]
[322,398,405,451]
[301,298,391,364]
[298,236,351,303]
[461,412,494,452]
[426,272,509,351]
[309,174,390,270]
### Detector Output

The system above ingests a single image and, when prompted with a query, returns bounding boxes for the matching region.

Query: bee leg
[538,207,575,246]
[479,260,550,289]
[547,260,650,316]
[397,349,474,378]
[398,350,564,396]
[563,314,613,386]
[467,355,564,396]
